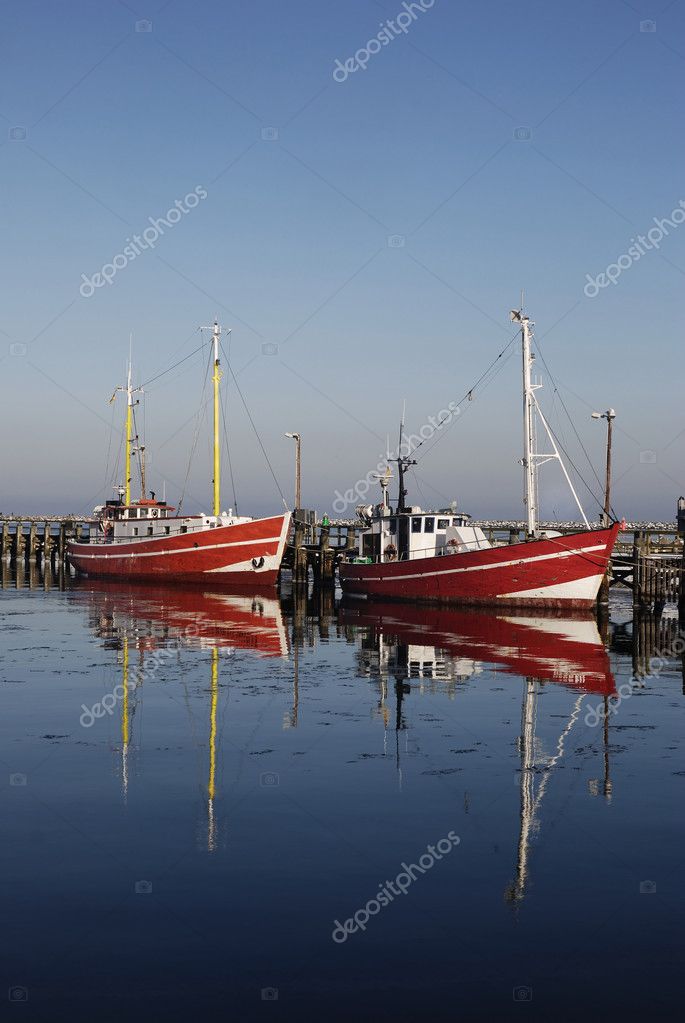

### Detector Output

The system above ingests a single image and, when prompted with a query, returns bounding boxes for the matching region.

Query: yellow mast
[110,355,141,506]
[125,362,133,506]
[121,635,130,801]
[207,646,219,852]
[212,321,221,518]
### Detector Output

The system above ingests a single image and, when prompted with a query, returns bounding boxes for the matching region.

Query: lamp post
[591,409,616,528]
[285,432,301,511]
[592,409,616,612]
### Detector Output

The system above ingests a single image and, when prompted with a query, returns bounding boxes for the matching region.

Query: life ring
[150,508,158,518]
[252,556,265,570]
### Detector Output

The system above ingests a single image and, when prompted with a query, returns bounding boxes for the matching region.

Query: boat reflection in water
[75,580,289,850]
[341,600,617,902]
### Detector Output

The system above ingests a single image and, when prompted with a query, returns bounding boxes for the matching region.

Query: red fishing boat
[68,323,290,586]
[339,308,619,610]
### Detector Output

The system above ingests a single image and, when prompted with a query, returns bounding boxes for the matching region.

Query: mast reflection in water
[341,600,616,903]
[78,580,289,851]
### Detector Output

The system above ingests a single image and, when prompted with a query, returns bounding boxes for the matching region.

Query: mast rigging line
[219,366,239,516]
[139,336,207,391]
[177,351,212,516]
[532,335,618,522]
[412,329,521,465]
[131,404,144,496]
[219,340,289,512]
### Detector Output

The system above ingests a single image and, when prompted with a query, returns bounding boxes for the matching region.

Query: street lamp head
[285,432,300,441]
[607,408,616,419]
[591,412,602,419]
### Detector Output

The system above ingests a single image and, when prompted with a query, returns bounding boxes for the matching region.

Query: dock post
[678,498,685,621]
[632,531,644,611]
[27,522,37,563]
[58,523,67,566]
[13,522,26,564]
[43,522,54,565]
[1,522,10,561]
[316,521,333,586]
[292,516,307,587]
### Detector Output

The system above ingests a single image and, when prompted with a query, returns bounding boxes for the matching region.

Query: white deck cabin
[353,507,491,564]
[91,498,252,543]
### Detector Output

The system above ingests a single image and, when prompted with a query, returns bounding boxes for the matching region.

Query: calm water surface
[1,574,683,1021]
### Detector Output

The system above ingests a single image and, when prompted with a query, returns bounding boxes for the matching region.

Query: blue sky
[1,0,684,520]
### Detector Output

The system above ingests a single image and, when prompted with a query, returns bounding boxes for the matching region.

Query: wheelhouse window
[411,517,422,533]
[133,527,138,536]
[424,517,435,533]
[437,518,449,530]
[180,525,188,534]
[164,526,170,535]
[147,526,154,536]
[387,518,397,534]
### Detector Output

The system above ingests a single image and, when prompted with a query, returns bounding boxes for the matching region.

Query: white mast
[511,307,589,535]
[520,313,538,536]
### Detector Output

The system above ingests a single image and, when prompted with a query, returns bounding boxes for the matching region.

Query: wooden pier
[0,517,90,569]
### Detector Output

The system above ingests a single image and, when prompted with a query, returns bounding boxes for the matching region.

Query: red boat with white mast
[339,307,619,610]
[68,322,290,586]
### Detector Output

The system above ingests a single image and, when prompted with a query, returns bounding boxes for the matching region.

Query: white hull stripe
[498,574,604,601]
[69,535,282,561]
[206,554,280,574]
[344,543,607,583]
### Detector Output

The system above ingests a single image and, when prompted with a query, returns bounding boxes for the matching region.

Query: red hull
[340,601,615,694]
[339,524,619,610]
[67,513,290,587]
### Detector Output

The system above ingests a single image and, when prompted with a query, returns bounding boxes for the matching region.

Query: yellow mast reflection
[121,635,130,802]
[207,647,219,853]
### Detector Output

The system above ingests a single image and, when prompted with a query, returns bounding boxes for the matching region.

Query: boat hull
[339,524,620,610]
[67,513,290,587]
